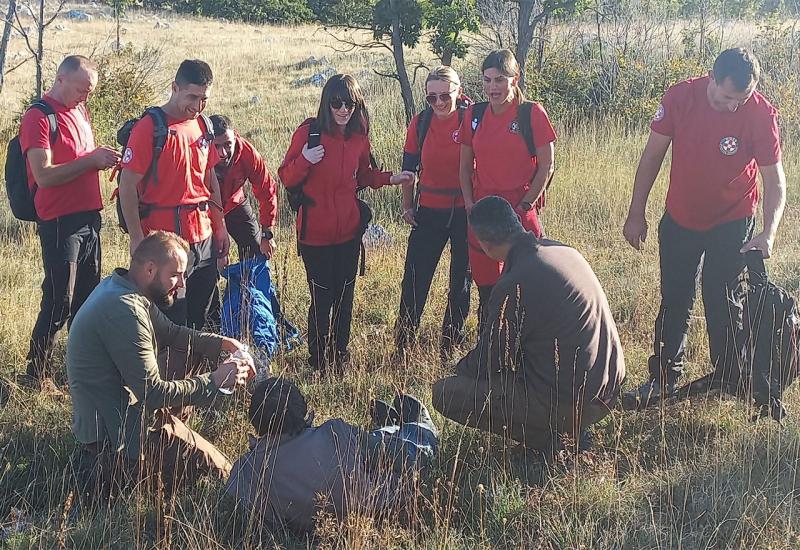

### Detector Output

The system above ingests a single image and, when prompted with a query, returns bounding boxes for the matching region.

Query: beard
[145,280,177,309]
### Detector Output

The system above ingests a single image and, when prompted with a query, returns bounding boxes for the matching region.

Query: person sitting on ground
[432,196,626,456]
[225,377,438,533]
[66,230,254,500]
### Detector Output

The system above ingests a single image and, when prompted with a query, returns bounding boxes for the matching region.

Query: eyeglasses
[330,98,356,111]
[426,92,455,105]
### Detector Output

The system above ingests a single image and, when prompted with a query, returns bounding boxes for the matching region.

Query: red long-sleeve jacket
[219,134,278,228]
[279,120,391,246]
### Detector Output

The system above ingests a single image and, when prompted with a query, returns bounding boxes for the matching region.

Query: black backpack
[113,107,213,233]
[470,100,554,208]
[676,252,799,421]
[401,100,469,174]
[5,100,58,221]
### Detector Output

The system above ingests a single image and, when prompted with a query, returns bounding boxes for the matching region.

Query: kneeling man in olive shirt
[66,230,254,499]
[432,196,626,454]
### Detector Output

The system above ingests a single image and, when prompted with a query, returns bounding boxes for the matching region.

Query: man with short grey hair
[432,196,626,454]
[20,54,120,386]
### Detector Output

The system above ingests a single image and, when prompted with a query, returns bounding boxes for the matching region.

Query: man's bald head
[131,231,190,268]
[56,55,97,76]
[51,55,98,108]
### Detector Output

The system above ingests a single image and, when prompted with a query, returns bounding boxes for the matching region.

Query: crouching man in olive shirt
[66,230,253,499]
[432,196,626,455]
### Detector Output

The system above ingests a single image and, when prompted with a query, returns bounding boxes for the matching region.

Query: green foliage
[145,0,315,24]
[373,0,425,47]
[86,46,162,146]
[427,0,479,63]
[309,0,376,25]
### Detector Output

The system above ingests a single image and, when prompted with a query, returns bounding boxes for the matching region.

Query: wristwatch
[261,229,274,240]
[520,201,534,212]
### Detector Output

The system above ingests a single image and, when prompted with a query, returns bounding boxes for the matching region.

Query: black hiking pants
[27,211,101,378]
[299,238,361,370]
[476,284,495,340]
[225,202,261,261]
[649,213,754,383]
[396,207,470,353]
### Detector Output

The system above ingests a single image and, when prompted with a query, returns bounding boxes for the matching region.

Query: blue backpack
[220,257,300,359]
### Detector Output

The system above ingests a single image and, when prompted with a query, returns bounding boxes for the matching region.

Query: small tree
[13,0,68,98]
[427,0,479,65]
[0,0,18,93]
[327,0,479,122]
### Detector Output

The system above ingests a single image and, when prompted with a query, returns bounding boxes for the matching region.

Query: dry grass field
[0,4,800,549]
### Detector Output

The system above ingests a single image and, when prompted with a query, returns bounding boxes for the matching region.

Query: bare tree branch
[13,6,35,57]
[44,0,67,27]
[4,55,30,74]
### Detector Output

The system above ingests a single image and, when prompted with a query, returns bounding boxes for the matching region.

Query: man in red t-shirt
[20,55,120,385]
[119,60,230,330]
[209,114,278,261]
[621,48,787,408]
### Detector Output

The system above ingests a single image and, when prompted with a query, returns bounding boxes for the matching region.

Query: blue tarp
[221,257,300,358]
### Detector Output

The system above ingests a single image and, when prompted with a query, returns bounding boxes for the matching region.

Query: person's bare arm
[119,168,146,256]
[27,146,118,188]
[520,141,554,206]
[459,144,475,212]
[622,131,672,250]
[740,162,787,258]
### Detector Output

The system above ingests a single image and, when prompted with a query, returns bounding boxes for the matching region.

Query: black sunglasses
[330,98,356,110]
[425,92,454,105]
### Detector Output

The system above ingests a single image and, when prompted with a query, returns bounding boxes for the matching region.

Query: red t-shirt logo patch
[509,120,520,134]
[452,129,459,142]
[122,147,133,164]
[719,136,739,156]
[653,104,665,122]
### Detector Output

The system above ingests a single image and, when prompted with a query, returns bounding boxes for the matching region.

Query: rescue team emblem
[471,116,479,130]
[509,120,520,134]
[653,104,665,122]
[452,129,459,142]
[122,147,133,164]
[719,136,739,156]
[198,136,210,149]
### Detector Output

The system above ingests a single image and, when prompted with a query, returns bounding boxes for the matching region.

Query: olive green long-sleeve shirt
[66,269,223,459]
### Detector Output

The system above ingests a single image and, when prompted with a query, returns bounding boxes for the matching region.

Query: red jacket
[279,121,391,246]
[218,134,278,228]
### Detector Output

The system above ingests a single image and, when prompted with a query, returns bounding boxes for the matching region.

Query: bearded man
[66,230,253,499]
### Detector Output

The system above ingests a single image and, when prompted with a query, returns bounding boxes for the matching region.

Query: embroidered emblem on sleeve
[719,136,739,156]
[653,104,665,122]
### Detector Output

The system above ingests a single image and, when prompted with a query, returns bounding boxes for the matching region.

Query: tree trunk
[390,0,414,123]
[115,0,121,51]
[441,47,453,66]
[516,0,535,89]
[35,0,43,98]
[0,0,17,93]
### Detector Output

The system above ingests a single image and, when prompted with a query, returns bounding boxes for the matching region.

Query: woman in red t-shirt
[458,49,557,332]
[395,66,472,360]
[279,74,409,372]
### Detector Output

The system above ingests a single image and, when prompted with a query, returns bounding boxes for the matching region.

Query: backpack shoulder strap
[307,118,319,136]
[470,102,489,137]
[29,100,58,145]
[518,101,536,157]
[197,112,214,141]
[143,106,169,188]
[416,107,434,153]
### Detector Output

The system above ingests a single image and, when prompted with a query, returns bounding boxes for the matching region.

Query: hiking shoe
[621,378,676,411]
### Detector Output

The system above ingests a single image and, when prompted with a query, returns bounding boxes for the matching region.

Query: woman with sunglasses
[458,49,556,334]
[279,74,410,373]
[395,66,472,361]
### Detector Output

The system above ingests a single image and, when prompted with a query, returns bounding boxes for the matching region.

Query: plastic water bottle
[218,345,256,395]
